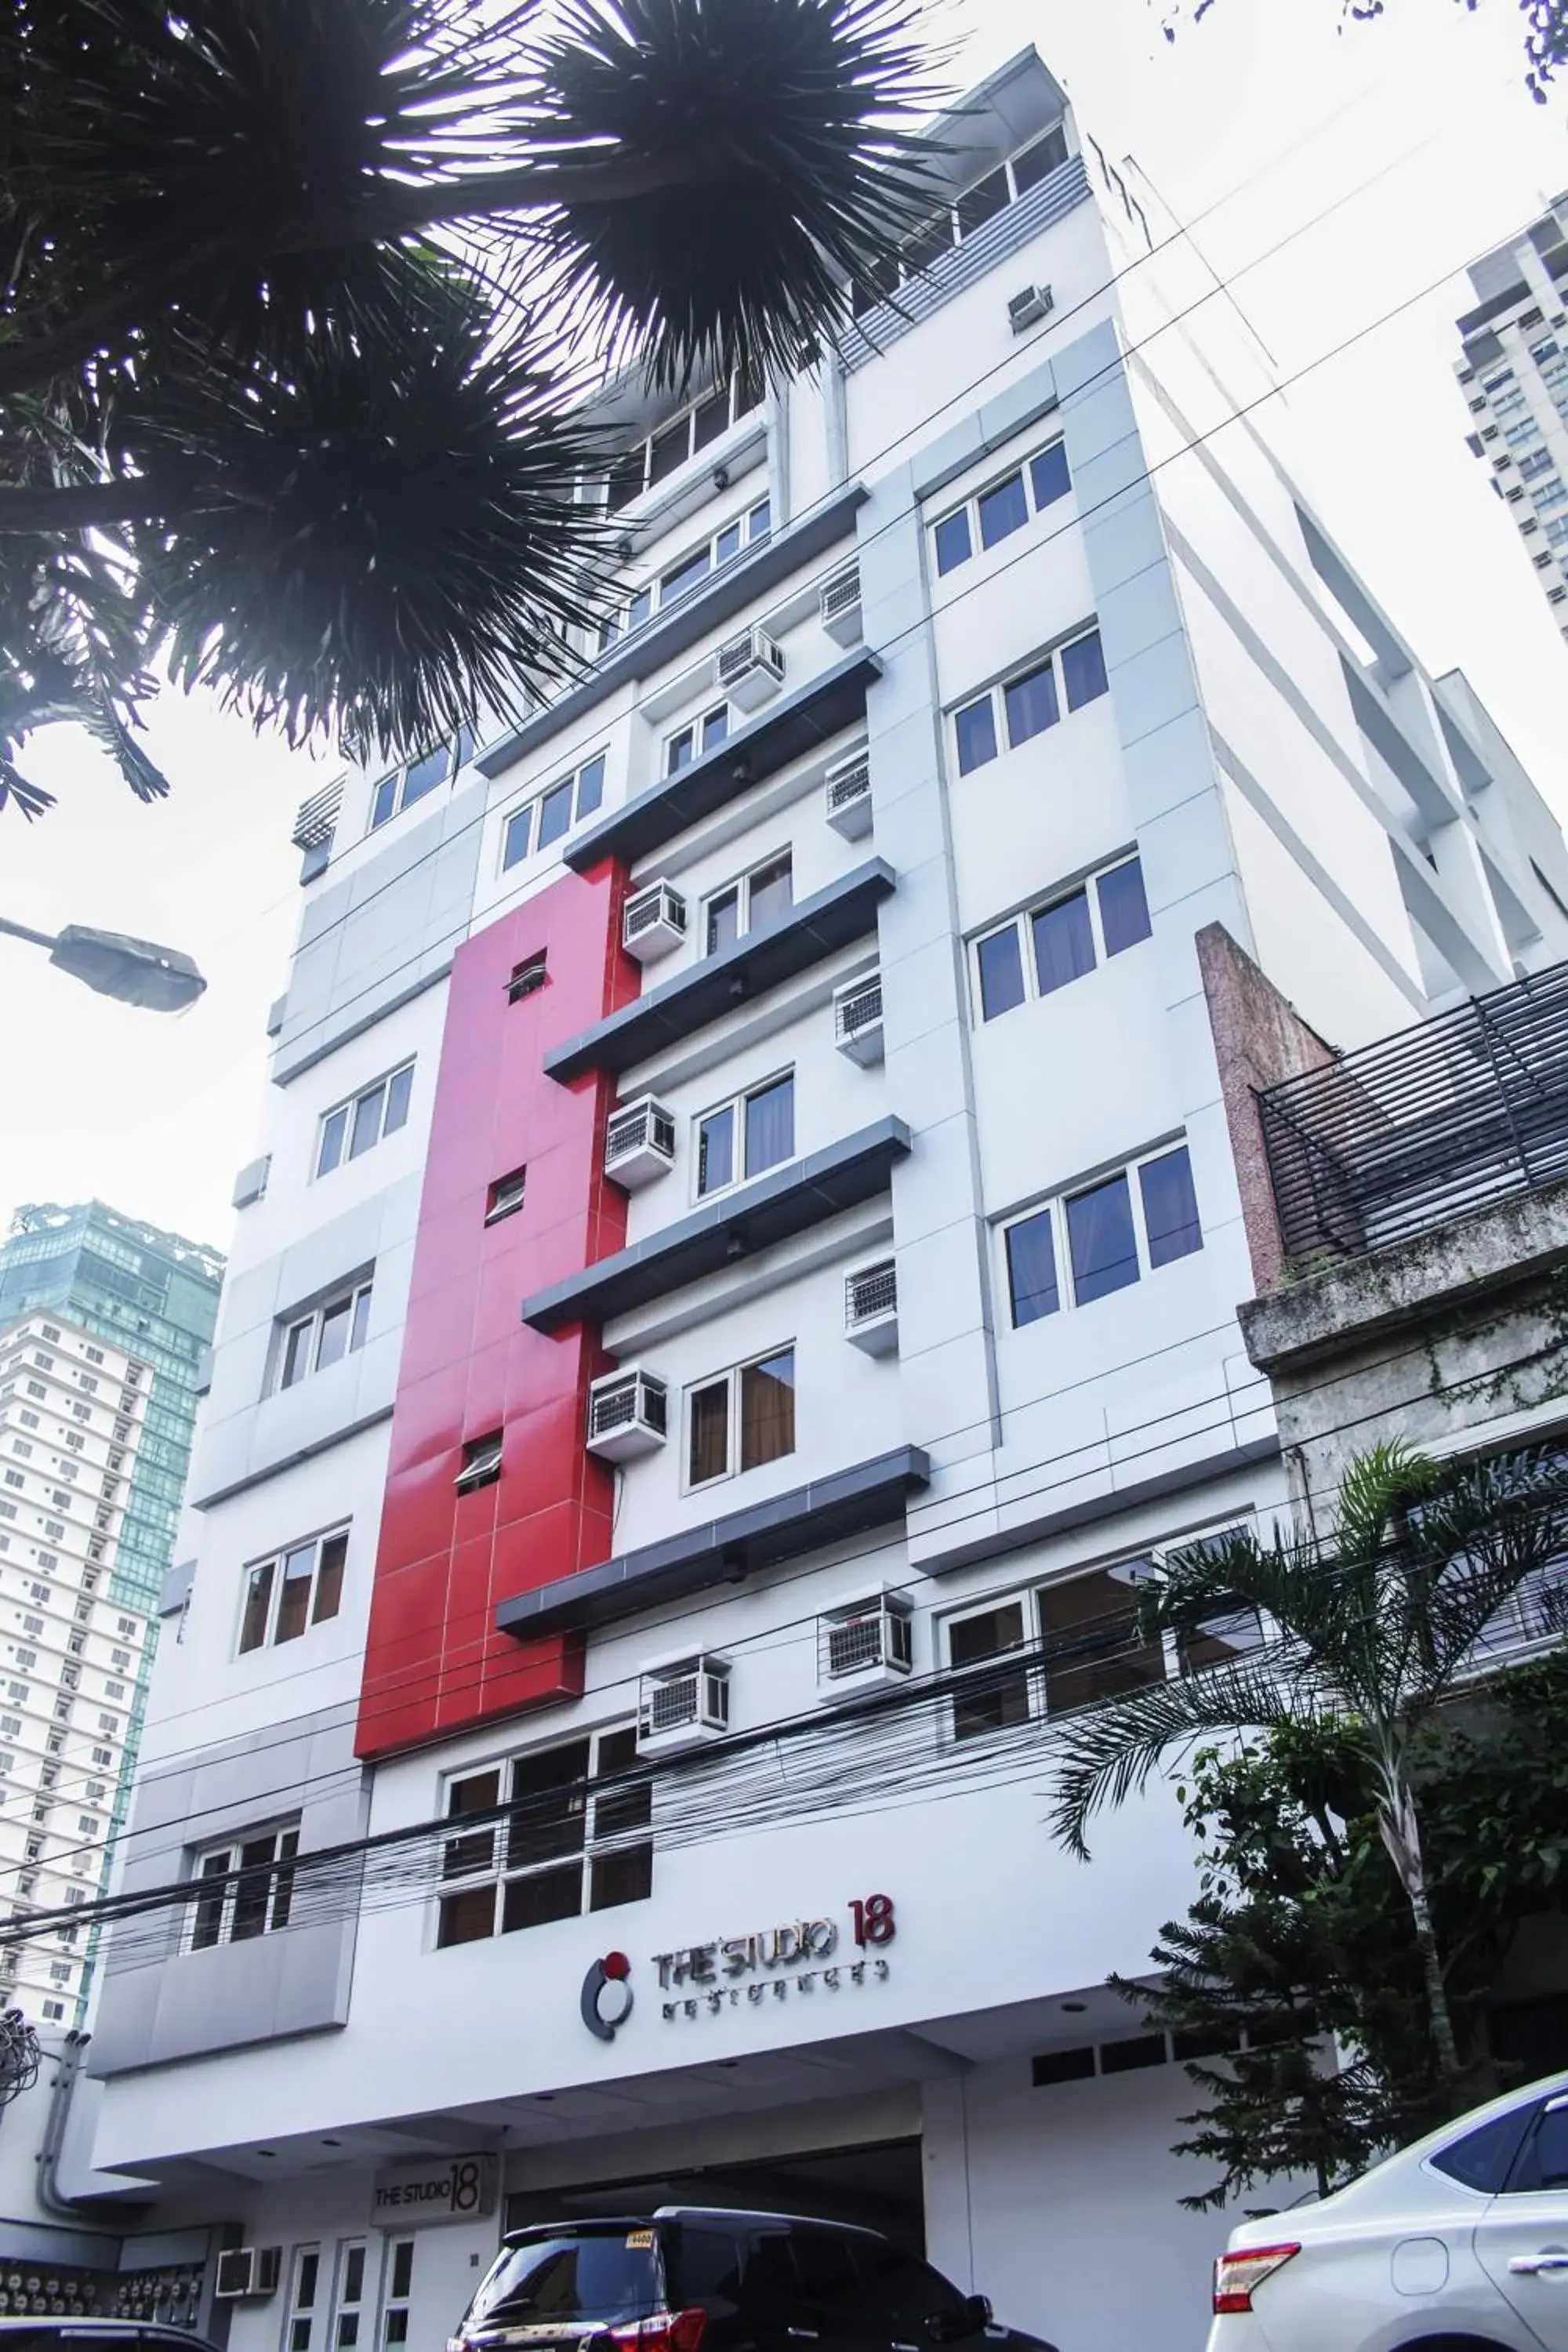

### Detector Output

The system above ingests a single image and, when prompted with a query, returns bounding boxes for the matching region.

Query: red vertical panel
[356,860,636,1761]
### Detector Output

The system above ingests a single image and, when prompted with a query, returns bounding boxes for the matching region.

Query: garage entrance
[505,2136,926,2250]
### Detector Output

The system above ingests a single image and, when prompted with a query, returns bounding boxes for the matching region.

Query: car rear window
[462,2234,662,2332]
[1428,2104,1536,2191]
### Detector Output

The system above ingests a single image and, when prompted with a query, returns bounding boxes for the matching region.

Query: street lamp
[0,913,206,1012]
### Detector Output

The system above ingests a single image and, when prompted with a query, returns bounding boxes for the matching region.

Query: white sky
[2,0,1565,1254]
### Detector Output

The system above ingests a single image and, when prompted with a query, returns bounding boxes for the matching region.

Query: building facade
[68,50,1568,2352]
[1454,195,1568,643]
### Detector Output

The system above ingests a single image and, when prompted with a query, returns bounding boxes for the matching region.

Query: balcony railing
[1257,956,1568,1268]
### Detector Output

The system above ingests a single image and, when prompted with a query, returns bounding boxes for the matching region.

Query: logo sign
[370,2154,497,2227]
[581,1949,633,2042]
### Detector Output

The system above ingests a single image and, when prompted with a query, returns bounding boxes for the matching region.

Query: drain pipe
[35,2029,95,2218]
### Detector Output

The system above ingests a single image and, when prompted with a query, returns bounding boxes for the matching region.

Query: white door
[1476,2096,1568,2349]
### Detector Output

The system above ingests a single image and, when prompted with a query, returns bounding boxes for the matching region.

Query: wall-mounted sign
[581,1949,634,2042]
[371,2154,498,2227]
[652,1895,896,2025]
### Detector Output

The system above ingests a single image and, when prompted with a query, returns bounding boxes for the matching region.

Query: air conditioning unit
[586,1368,669,1461]
[844,1258,898,1356]
[833,972,884,1066]
[604,1095,677,1189]
[819,564,863,648]
[824,748,872,841]
[623,880,688,964]
[716,626,786,710]
[818,1593,913,1693]
[638,1653,731,1756]
[1007,283,1054,333]
[215,2249,282,2303]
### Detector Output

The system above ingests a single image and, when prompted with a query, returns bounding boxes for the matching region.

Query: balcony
[1258,957,1568,1269]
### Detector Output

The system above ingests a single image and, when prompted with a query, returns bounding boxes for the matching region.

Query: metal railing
[1257,956,1568,1267]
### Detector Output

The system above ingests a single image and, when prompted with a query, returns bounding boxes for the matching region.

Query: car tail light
[609,2312,707,2352]
[1213,2243,1301,2314]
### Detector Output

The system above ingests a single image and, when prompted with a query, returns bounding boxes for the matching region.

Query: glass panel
[575,755,606,818]
[702,705,730,753]
[1029,441,1072,510]
[502,804,533,870]
[949,1602,1030,1741]
[274,1544,316,1644]
[1041,1566,1166,1714]
[977,471,1029,549]
[401,745,451,806]
[239,1560,275,1655]
[437,1886,495,1946]
[976,927,1026,1020]
[740,1350,795,1470]
[1011,124,1068,193]
[666,728,695,775]
[343,2250,365,2307]
[697,1105,735,1196]
[648,416,691,485]
[747,853,793,928]
[606,452,645,512]
[348,1084,384,1160]
[281,1320,313,1389]
[468,2238,661,2331]
[1139,1146,1203,1267]
[391,2246,415,2302]
[902,212,954,274]
[691,390,730,452]
[1066,1174,1139,1304]
[662,547,711,604]
[537,779,573,849]
[689,1381,730,1485]
[501,1861,584,1932]
[298,2254,320,2310]
[706,888,740,955]
[191,1849,230,1948]
[349,1286,372,1352]
[383,1064,413,1136]
[315,1297,352,1370]
[748,498,771,539]
[317,1106,350,1178]
[1098,858,1152,954]
[1031,890,1095,995]
[956,164,1010,238]
[338,2319,359,2347]
[716,521,743,565]
[744,1076,794,1174]
[934,510,972,575]
[506,1742,590,1869]
[954,698,998,774]
[231,1832,282,1940]
[628,586,653,631]
[444,1769,501,1878]
[1061,629,1109,710]
[312,1532,348,1624]
[1004,660,1060,746]
[1005,1210,1059,1327]
[369,775,398,831]
[590,1843,653,1909]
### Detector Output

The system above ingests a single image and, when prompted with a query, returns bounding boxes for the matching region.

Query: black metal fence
[1258,956,1568,1266]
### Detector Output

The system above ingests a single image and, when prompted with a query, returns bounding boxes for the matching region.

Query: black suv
[450,2209,1060,2352]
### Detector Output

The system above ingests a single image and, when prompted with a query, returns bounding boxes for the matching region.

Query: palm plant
[1,0,942,812]
[1048,1440,1568,2079]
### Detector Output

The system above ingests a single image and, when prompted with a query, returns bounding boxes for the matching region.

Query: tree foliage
[1157,0,1568,98]
[0,0,941,813]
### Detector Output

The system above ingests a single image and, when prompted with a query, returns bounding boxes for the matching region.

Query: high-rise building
[75,49,1568,2352]
[0,1311,152,2023]
[1454,198,1568,639]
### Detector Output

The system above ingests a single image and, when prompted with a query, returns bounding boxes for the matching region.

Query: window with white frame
[278,1280,372,1390]
[1522,447,1558,481]
[328,2242,368,2352]
[381,2242,416,2349]
[703,850,793,953]
[1535,479,1568,513]
[284,2248,322,2352]
[695,1073,795,1198]
[367,728,474,833]
[687,1346,795,1489]
[953,630,1109,775]
[603,373,764,512]
[850,124,1069,318]
[1505,416,1542,446]
[316,1065,412,1177]
[239,1527,349,1653]
[600,498,772,648]
[1001,1142,1203,1328]
[666,702,732,776]
[932,437,1073,575]
[975,856,1152,1021]
[188,1820,299,1949]
[500,750,607,872]
[436,1726,652,1947]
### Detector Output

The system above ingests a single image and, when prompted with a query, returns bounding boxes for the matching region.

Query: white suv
[1207,2067,1568,2350]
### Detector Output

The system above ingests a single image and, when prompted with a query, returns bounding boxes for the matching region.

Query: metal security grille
[837,977,883,1039]
[1257,957,1568,1265]
[846,1261,897,1325]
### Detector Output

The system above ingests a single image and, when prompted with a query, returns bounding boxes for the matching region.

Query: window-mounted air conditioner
[824,749,872,841]
[819,564,863,648]
[818,1593,913,1693]
[1007,284,1054,333]
[844,1259,898,1356]
[604,1096,677,1190]
[623,880,688,964]
[716,626,786,710]
[833,972,884,1066]
[586,1369,668,1461]
[638,1653,731,1755]
[215,2249,282,2303]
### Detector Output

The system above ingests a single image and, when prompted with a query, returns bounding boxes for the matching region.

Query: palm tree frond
[1334,1440,1444,1566]
[0,752,54,819]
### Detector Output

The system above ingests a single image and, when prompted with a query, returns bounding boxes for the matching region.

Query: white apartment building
[1456,194,1568,641]
[66,49,1568,2352]
[0,1315,151,2024]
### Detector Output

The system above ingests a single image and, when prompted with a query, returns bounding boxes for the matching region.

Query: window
[1505,416,1542,446]
[666,703,731,776]
[189,1821,299,1949]
[500,752,607,871]
[687,1347,796,1489]
[851,125,1069,316]
[603,375,764,512]
[24,1382,44,1400]
[78,1814,99,1837]
[40,1326,60,1345]
[933,438,1073,575]
[696,1074,795,1197]
[240,1528,349,1652]
[330,2243,368,2352]
[507,953,547,1003]
[9,1442,30,1460]
[2,1472,22,1490]
[704,851,793,953]
[436,1726,652,1946]
[456,1434,503,1495]
[316,1065,413,1177]
[286,2249,322,2352]
[485,1167,527,1226]
[91,1745,111,1767]
[973,858,1152,1023]
[84,1346,103,1365]
[382,2243,415,2350]
[953,629,1108,773]
[1001,1143,1203,1327]
[1521,447,1556,479]
[1535,478,1568,512]
[598,499,772,648]
[278,1282,373,1389]
[1494,387,1530,419]
[366,728,474,832]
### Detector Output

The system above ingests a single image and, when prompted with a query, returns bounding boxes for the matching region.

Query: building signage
[654,1893,896,2024]
[370,2154,498,2227]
